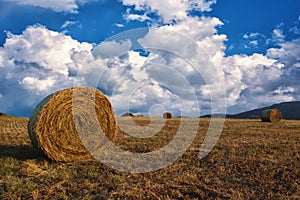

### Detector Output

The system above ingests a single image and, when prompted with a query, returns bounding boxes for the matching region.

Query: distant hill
[120,112,135,117]
[201,101,300,120]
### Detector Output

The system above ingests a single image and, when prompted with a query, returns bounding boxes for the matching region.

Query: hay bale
[0,113,8,117]
[163,112,172,119]
[260,109,282,122]
[28,86,118,162]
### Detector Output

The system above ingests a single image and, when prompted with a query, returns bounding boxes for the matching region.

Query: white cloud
[0,25,94,116]
[267,23,286,44]
[249,40,258,46]
[272,28,285,42]
[130,17,228,114]
[2,0,87,13]
[243,32,265,39]
[3,25,92,76]
[20,77,55,93]
[125,13,151,22]
[138,16,225,60]
[189,0,217,12]
[121,0,216,23]
[229,53,279,70]
[266,39,300,99]
[114,23,125,28]
[92,39,132,58]
[273,86,295,95]
[221,53,283,109]
[121,0,147,10]
[221,38,300,113]
[243,32,266,47]
[61,20,80,29]
[122,0,188,23]
[267,39,300,67]
[127,51,149,81]
[120,1,227,116]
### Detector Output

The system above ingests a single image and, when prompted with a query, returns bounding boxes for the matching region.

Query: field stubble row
[0,115,299,199]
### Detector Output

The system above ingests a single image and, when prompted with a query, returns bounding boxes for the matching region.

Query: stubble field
[0,115,299,199]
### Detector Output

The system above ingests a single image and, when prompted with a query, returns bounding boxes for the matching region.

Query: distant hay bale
[28,86,118,162]
[260,109,282,122]
[163,112,172,119]
[0,112,10,117]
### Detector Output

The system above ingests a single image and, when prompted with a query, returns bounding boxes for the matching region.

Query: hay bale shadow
[0,145,47,160]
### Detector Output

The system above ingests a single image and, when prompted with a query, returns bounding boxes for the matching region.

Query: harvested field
[0,115,299,199]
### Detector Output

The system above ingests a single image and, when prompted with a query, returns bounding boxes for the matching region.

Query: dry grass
[0,115,299,199]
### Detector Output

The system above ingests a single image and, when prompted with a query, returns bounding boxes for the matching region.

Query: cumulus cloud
[267,39,300,68]
[189,0,217,12]
[0,25,93,116]
[222,53,286,112]
[266,39,300,100]
[93,40,132,59]
[124,9,151,22]
[221,37,300,113]
[121,0,217,23]
[118,1,299,115]
[20,77,55,92]
[2,25,92,76]
[122,0,188,23]
[98,50,202,117]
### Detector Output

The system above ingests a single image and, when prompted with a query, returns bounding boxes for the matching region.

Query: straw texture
[28,86,118,162]
[163,112,172,119]
[260,109,282,122]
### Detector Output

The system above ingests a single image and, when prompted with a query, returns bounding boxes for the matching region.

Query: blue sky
[211,0,300,55]
[0,0,299,117]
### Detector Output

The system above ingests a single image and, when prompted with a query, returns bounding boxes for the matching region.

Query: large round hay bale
[163,112,172,119]
[28,86,118,162]
[260,109,282,122]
